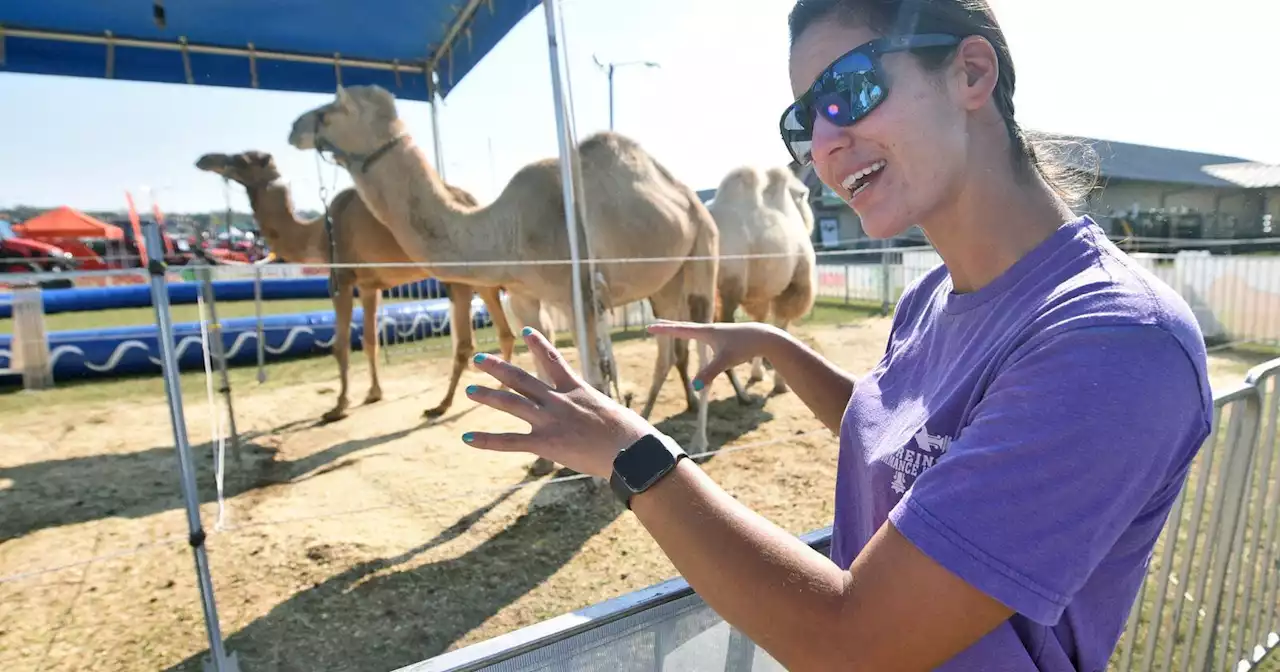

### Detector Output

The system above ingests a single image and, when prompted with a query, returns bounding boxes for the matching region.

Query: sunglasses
[779,33,963,165]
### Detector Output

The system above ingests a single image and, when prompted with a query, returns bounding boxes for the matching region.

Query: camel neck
[244,181,329,265]
[346,138,515,286]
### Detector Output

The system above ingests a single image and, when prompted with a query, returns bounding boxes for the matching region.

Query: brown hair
[788,0,1097,206]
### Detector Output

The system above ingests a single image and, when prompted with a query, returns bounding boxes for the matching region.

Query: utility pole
[591,55,660,131]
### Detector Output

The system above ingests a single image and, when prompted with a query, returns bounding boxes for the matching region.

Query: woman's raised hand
[461,327,655,480]
[646,319,782,391]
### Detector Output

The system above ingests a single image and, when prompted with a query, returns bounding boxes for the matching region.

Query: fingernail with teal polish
[473,353,487,364]
[466,385,477,395]
[462,432,475,444]
[522,326,534,337]
[692,379,704,391]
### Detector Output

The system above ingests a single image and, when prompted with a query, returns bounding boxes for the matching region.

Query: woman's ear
[952,35,1000,111]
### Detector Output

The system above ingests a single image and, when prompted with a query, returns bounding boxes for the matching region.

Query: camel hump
[444,183,479,207]
[329,188,362,217]
[578,129,640,155]
[763,167,815,236]
[579,130,703,204]
[711,166,767,207]
[718,166,765,192]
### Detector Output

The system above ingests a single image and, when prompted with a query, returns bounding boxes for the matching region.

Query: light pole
[592,55,660,131]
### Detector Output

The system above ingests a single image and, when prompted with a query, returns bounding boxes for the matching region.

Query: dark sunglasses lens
[781,51,885,162]
[781,105,813,163]
[817,52,884,126]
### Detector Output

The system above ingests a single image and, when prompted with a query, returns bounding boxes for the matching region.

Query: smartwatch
[609,432,688,509]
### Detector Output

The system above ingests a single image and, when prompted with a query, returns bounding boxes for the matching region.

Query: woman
[459,0,1214,669]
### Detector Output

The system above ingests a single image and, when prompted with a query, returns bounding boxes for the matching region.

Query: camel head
[194,151,281,188]
[288,85,403,162]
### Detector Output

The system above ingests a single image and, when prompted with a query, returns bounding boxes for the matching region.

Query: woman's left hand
[461,327,656,479]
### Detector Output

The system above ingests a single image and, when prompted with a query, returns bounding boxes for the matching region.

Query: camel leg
[323,278,355,423]
[506,293,556,385]
[476,286,517,385]
[505,293,557,475]
[638,277,690,419]
[768,268,817,396]
[424,282,477,418]
[359,284,384,406]
[768,315,794,395]
[717,279,754,405]
[672,337,697,414]
[742,301,772,386]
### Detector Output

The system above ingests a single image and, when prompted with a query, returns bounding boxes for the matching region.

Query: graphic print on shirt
[885,425,952,495]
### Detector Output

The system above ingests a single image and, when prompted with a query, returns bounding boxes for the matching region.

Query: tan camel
[709,165,817,396]
[285,84,719,456]
[194,151,517,423]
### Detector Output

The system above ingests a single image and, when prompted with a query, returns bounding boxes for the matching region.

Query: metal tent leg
[542,0,598,388]
[429,78,448,180]
[141,221,239,672]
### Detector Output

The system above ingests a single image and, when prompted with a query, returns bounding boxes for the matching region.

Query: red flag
[124,190,147,263]
[151,201,170,254]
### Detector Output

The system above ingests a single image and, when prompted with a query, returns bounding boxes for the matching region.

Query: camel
[709,165,817,396]
[285,84,720,456]
[194,151,517,423]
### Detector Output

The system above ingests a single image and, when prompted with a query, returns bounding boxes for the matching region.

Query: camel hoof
[364,392,383,405]
[321,407,348,423]
[748,373,765,385]
[529,457,557,476]
[423,404,450,419]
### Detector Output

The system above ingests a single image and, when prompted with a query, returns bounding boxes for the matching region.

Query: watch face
[615,435,676,490]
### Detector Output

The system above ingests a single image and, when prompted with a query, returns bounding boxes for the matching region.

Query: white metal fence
[400,360,1280,672]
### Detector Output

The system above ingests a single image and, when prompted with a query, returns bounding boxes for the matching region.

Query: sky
[1,0,1276,216]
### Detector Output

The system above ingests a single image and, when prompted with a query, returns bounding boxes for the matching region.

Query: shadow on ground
[0,417,430,542]
[166,397,773,672]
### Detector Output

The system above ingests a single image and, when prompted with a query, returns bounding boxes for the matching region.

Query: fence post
[141,220,240,672]
[197,262,243,467]
[880,241,891,315]
[253,264,266,384]
[11,284,54,390]
[1192,390,1263,672]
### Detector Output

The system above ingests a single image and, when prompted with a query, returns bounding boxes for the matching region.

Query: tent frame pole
[429,74,448,180]
[142,220,240,672]
[541,0,597,387]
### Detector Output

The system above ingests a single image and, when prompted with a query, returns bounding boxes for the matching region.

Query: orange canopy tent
[12,206,124,239]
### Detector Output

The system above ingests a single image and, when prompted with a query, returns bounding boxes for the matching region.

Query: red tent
[13,206,124,240]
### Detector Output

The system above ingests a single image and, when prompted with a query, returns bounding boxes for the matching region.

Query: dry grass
[0,303,1274,672]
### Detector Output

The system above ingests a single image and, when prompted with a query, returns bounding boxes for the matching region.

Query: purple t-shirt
[832,216,1213,670]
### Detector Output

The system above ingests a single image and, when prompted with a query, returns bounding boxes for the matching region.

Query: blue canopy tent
[1,3,602,671]
[1,0,534,99]
[0,0,599,383]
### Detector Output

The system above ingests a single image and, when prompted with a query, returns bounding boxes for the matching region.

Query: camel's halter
[311,111,407,175]
[312,154,341,298]
[310,112,407,298]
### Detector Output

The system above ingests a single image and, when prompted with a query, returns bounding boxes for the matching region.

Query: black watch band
[609,432,687,510]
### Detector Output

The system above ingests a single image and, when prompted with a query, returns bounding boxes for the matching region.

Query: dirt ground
[0,310,1274,672]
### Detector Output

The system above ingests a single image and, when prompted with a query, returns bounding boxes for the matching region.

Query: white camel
[709,165,817,396]
[285,84,723,460]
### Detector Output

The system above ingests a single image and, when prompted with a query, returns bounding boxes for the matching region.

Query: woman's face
[789,19,969,239]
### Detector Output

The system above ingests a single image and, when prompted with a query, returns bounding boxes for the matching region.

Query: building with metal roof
[757,135,1280,251]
